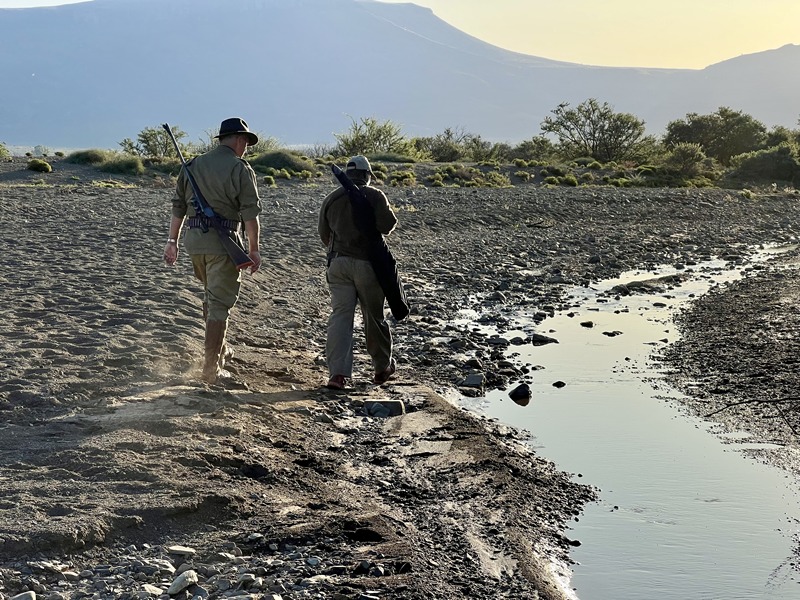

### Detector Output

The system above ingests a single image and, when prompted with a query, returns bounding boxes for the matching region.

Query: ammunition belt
[187,216,240,230]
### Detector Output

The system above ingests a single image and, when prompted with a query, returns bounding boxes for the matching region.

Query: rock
[528,333,558,346]
[140,583,163,596]
[167,570,199,595]
[461,372,485,388]
[363,400,405,417]
[509,383,532,406]
[167,545,196,558]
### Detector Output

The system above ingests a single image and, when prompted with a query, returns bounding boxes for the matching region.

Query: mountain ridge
[1,0,797,148]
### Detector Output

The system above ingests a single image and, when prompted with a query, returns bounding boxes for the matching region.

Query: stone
[461,373,485,388]
[167,545,197,558]
[509,383,532,404]
[363,400,405,417]
[167,570,199,595]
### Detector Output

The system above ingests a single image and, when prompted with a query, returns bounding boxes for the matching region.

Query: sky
[0,0,797,69]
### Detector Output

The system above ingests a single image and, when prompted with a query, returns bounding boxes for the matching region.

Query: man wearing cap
[318,155,398,390]
[164,117,262,384]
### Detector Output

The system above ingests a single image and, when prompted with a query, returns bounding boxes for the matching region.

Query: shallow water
[458,252,800,599]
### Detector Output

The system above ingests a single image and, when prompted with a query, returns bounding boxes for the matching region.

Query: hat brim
[215,131,259,146]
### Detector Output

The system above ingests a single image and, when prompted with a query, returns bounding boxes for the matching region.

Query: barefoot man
[163,117,262,384]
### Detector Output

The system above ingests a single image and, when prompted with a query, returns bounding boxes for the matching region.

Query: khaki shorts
[191,254,241,321]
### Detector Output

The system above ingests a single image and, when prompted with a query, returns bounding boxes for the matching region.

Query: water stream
[456,250,800,599]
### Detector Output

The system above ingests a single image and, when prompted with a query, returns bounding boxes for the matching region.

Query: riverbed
[457,250,800,599]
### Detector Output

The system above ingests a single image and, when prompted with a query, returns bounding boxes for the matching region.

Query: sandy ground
[1,156,800,599]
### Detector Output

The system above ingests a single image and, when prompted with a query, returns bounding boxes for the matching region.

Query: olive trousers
[326,256,392,378]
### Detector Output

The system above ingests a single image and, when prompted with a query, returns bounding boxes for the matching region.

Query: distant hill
[1,0,798,149]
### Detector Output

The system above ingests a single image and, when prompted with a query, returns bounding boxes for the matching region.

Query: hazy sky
[0,0,797,69]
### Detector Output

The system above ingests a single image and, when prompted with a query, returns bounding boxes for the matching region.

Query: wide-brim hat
[346,155,374,176]
[214,117,258,146]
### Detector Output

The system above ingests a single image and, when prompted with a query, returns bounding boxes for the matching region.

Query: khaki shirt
[171,145,261,255]
[318,184,397,261]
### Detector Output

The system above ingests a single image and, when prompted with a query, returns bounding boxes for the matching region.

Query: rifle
[331,164,410,321]
[162,123,254,270]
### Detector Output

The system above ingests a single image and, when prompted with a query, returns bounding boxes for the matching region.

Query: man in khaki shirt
[163,117,262,384]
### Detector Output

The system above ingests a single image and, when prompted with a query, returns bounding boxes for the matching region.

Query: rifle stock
[331,164,410,321]
[162,123,254,270]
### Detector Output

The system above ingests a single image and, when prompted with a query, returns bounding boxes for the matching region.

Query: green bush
[99,155,145,176]
[55,151,65,157]
[544,176,560,185]
[560,174,579,186]
[389,169,417,186]
[729,143,800,182]
[580,172,595,182]
[664,142,707,178]
[513,158,529,168]
[371,162,389,176]
[249,150,317,174]
[483,171,512,187]
[514,170,531,182]
[587,161,603,169]
[427,173,445,187]
[67,149,109,165]
[0,143,10,159]
[263,175,276,186]
[144,157,182,175]
[545,164,569,177]
[369,152,417,164]
[27,159,52,173]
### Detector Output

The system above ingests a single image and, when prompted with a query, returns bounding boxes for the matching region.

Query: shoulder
[363,185,389,202]
[323,187,346,202]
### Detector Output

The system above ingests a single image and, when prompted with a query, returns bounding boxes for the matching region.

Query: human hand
[164,241,179,266]
[248,250,261,275]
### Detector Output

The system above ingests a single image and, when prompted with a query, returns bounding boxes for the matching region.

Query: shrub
[514,170,531,182]
[513,158,529,168]
[427,173,445,187]
[67,149,109,165]
[249,150,317,175]
[55,151,65,157]
[580,172,595,182]
[369,152,417,164]
[483,171,512,187]
[334,116,422,160]
[389,170,416,186]
[664,142,707,178]
[560,174,579,186]
[729,143,800,182]
[27,159,52,173]
[263,175,276,186]
[545,164,569,177]
[371,162,389,175]
[544,176,560,185]
[144,157,182,175]
[0,143,10,159]
[587,161,603,169]
[99,155,145,176]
